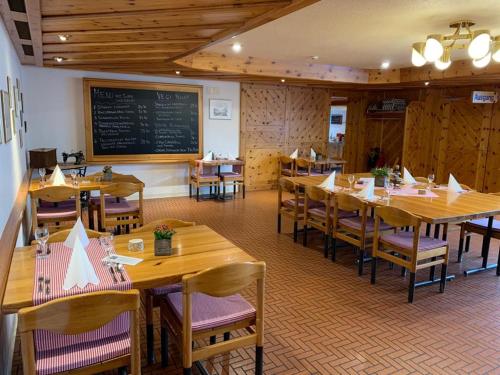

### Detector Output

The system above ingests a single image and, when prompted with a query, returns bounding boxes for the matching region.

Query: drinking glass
[348,175,355,191]
[70,170,78,186]
[38,168,46,187]
[384,179,392,203]
[427,173,435,190]
[99,234,115,257]
[35,226,50,258]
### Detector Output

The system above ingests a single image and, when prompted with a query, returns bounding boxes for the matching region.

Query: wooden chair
[219,160,245,199]
[30,228,107,245]
[294,158,311,176]
[277,178,305,242]
[331,194,392,275]
[371,206,450,303]
[303,186,332,257]
[31,186,81,233]
[278,156,295,177]
[90,182,143,234]
[457,192,500,269]
[18,290,141,375]
[160,262,266,375]
[133,218,196,364]
[188,160,220,201]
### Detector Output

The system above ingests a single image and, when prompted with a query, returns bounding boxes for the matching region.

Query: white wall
[22,67,240,198]
[0,17,28,375]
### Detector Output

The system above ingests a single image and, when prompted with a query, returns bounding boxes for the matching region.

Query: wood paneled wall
[342,86,499,192]
[240,83,330,190]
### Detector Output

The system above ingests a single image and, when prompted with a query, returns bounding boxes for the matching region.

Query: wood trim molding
[25,0,43,66]
[0,169,31,307]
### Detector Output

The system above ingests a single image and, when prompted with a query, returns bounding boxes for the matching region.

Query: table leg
[464,216,497,276]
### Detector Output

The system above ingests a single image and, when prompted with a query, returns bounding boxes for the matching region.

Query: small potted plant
[371,167,390,187]
[154,224,176,256]
[102,165,113,181]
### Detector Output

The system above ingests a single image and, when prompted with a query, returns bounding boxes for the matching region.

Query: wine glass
[384,178,392,203]
[427,173,435,190]
[99,234,115,258]
[70,169,78,186]
[38,168,46,187]
[35,226,49,258]
[348,175,355,191]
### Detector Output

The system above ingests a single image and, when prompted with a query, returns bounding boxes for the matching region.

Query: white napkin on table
[356,178,375,200]
[448,174,464,193]
[48,165,66,186]
[290,149,298,159]
[403,167,417,184]
[310,148,317,161]
[202,151,214,161]
[318,171,336,192]
[64,217,90,249]
[63,236,99,290]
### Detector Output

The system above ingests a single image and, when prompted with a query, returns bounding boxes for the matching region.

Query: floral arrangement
[371,167,390,177]
[154,224,176,240]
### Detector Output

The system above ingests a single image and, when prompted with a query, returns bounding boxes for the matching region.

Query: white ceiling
[207,0,500,69]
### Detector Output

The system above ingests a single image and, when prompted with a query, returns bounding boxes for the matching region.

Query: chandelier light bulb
[468,30,491,59]
[472,52,491,68]
[411,42,426,67]
[434,48,451,70]
[424,34,444,62]
[493,37,500,63]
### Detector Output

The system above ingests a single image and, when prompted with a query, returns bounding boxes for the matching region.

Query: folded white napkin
[403,167,417,184]
[318,171,336,192]
[448,174,464,193]
[310,148,317,161]
[202,151,213,161]
[226,153,236,160]
[290,149,298,159]
[356,178,375,200]
[64,217,90,249]
[63,236,99,290]
[48,165,66,186]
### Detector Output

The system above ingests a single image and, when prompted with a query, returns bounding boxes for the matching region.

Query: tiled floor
[11,190,500,374]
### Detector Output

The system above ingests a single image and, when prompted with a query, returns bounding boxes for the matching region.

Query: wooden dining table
[1,225,255,314]
[29,174,144,193]
[281,173,500,278]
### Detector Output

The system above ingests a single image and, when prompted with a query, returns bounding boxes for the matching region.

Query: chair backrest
[279,178,296,194]
[87,171,137,183]
[31,228,108,245]
[305,185,329,203]
[100,182,142,198]
[100,183,144,230]
[279,155,293,168]
[31,186,79,203]
[335,193,364,212]
[375,206,420,229]
[18,290,141,375]
[131,218,195,233]
[295,158,310,170]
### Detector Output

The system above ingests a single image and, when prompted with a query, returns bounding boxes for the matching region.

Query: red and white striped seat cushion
[37,206,77,220]
[36,332,130,375]
[150,283,182,296]
[381,232,448,251]
[166,292,255,332]
[339,216,392,232]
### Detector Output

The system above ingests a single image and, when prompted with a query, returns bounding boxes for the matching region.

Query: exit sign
[472,91,498,103]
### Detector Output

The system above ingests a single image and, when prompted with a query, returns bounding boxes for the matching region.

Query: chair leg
[401,256,407,277]
[358,249,364,276]
[255,346,263,375]
[497,246,500,276]
[439,264,448,293]
[145,294,155,365]
[161,319,169,367]
[293,222,298,242]
[465,235,471,253]
[224,332,230,341]
[323,234,330,258]
[242,184,246,199]
[458,235,465,263]
[371,257,377,284]
[303,225,308,246]
[196,187,200,202]
[425,223,431,236]
[277,214,282,234]
[408,272,416,303]
[331,237,337,262]
[189,183,192,198]
[223,183,226,199]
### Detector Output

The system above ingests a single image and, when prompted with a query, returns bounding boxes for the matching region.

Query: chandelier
[411,20,500,70]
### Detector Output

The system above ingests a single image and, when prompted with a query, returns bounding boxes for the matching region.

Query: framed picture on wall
[6,76,13,107]
[209,99,232,120]
[1,91,12,143]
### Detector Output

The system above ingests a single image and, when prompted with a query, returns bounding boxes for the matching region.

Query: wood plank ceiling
[0,0,319,80]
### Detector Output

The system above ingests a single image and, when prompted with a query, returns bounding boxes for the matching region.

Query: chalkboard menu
[84,79,202,162]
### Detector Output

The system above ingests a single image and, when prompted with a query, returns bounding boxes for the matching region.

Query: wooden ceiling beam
[43,40,208,53]
[44,55,176,65]
[0,1,33,64]
[43,50,185,59]
[25,0,43,66]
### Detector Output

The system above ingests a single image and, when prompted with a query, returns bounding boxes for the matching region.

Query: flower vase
[154,238,172,256]
[374,176,386,187]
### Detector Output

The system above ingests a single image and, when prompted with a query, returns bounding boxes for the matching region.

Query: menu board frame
[83,78,203,163]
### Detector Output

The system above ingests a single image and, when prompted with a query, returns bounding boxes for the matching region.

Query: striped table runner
[33,238,132,374]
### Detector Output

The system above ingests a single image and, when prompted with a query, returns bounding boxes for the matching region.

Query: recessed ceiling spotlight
[380,61,390,69]
[231,35,237,39]
[175,70,181,75]
[232,42,242,53]
[425,81,430,86]
[281,79,286,83]
[311,55,320,60]
[58,34,70,42]
[54,56,64,63]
